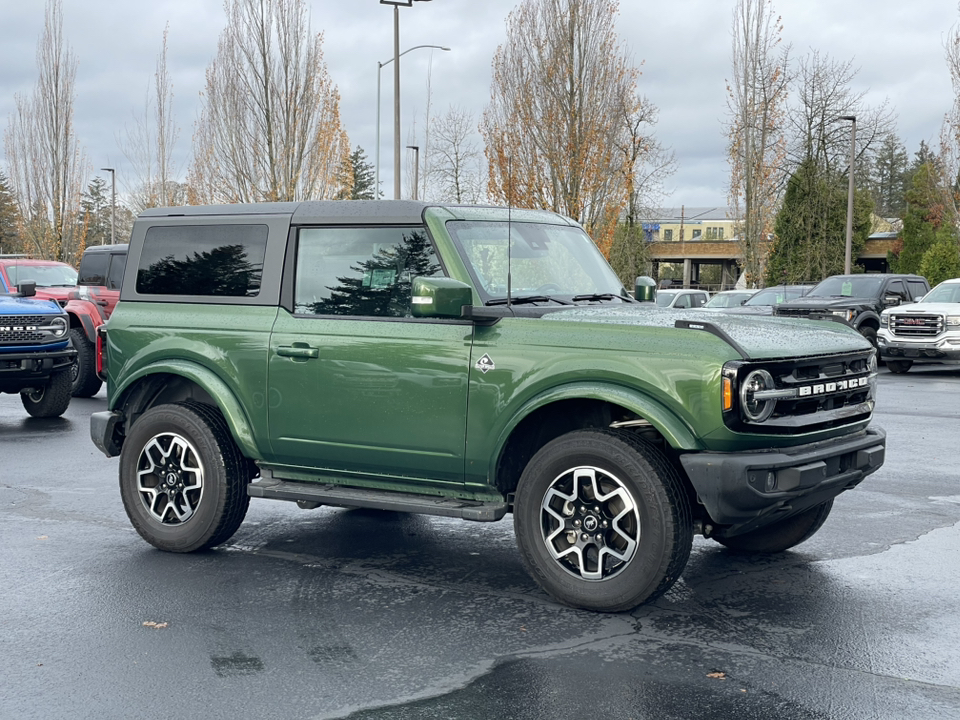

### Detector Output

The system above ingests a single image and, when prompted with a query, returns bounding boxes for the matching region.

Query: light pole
[406,145,420,200]
[839,115,856,274]
[380,0,437,200]
[375,44,449,197]
[100,167,116,246]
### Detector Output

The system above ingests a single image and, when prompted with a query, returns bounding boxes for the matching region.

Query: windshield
[655,291,678,307]
[705,291,753,308]
[744,286,809,306]
[808,276,883,298]
[446,220,626,302]
[6,263,77,287]
[920,281,960,303]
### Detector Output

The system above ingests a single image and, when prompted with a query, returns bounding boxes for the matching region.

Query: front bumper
[0,346,76,393]
[680,426,885,537]
[877,334,960,363]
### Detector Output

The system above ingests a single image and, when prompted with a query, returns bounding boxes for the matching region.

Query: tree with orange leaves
[481,0,657,256]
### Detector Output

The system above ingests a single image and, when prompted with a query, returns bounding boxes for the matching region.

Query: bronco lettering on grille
[798,376,869,397]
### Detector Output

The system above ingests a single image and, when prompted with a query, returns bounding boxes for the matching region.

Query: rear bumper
[680,426,885,536]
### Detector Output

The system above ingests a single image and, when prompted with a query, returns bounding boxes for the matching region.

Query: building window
[705,227,725,240]
[663,229,673,242]
[691,229,702,239]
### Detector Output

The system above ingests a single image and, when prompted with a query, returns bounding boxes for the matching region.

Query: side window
[674,294,691,309]
[136,224,267,297]
[78,253,108,286]
[107,253,127,291]
[886,280,906,299]
[693,293,707,307]
[295,226,443,318]
[907,280,927,299]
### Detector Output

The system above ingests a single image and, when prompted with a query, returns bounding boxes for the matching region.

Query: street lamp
[100,167,116,246]
[380,0,437,200]
[839,115,856,274]
[375,44,449,197]
[406,145,420,200]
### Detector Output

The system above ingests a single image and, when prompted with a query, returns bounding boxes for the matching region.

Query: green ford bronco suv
[91,201,885,611]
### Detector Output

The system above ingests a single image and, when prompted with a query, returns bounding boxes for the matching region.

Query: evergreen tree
[891,162,958,275]
[866,133,908,218]
[918,239,960,288]
[342,146,376,200]
[79,177,111,248]
[766,157,872,283]
[0,172,23,254]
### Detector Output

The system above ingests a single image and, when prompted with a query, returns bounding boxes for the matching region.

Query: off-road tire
[69,328,103,397]
[714,500,834,553]
[513,429,693,612]
[119,401,250,553]
[20,369,72,418]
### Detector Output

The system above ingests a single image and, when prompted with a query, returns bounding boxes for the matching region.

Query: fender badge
[475,354,495,374]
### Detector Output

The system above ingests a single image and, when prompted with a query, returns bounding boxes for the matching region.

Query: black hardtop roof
[135,200,569,227]
[82,243,129,254]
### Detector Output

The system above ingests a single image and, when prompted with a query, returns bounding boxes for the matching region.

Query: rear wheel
[119,401,250,552]
[886,359,912,374]
[714,500,833,553]
[69,328,103,397]
[513,429,692,612]
[20,370,72,418]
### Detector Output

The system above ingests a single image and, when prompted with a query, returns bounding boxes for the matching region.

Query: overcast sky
[1,0,957,208]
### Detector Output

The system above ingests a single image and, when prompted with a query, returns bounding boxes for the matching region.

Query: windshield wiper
[571,293,633,303]
[486,295,572,306]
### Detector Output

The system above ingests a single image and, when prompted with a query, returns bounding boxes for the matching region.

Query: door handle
[277,345,319,359]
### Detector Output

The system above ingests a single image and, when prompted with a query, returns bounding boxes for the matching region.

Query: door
[267,225,472,486]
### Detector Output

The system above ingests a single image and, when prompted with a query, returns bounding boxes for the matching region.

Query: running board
[247,478,508,522]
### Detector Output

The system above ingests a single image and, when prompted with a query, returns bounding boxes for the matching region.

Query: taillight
[96,325,107,378]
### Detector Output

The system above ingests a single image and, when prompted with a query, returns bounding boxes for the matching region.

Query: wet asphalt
[0,366,958,720]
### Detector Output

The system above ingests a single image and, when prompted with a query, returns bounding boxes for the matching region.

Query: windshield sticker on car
[475,353,495,374]
[842,280,853,296]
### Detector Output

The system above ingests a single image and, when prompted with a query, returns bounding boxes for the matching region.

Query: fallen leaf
[706,672,726,679]
[37,536,48,540]
[142,621,169,629]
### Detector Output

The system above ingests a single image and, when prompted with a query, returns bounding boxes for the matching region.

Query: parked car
[878,277,960,373]
[0,257,77,299]
[63,244,128,396]
[775,274,930,349]
[0,281,76,417]
[654,288,710,309]
[703,290,755,309]
[721,285,814,315]
[92,200,885,613]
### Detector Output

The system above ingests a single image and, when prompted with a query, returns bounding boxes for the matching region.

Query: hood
[33,287,73,303]
[778,295,874,309]
[718,304,774,316]
[542,304,870,360]
[0,295,64,315]
[883,302,959,316]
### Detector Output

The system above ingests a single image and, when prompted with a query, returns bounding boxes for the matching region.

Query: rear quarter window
[136,225,267,297]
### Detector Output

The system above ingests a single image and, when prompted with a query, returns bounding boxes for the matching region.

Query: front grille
[0,315,47,344]
[724,351,876,434]
[776,307,813,318]
[889,313,942,337]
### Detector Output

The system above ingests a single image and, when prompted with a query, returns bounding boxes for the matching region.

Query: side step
[247,478,508,522]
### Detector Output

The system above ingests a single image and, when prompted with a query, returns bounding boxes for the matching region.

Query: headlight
[831,309,854,322]
[47,316,68,337]
[740,369,777,422]
[879,314,888,328]
[947,315,960,327]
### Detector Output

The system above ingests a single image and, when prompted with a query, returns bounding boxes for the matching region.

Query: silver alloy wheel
[136,432,205,524]
[540,465,640,581]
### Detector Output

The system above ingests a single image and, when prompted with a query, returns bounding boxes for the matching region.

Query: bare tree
[427,106,486,203]
[4,0,86,263]
[481,0,645,254]
[726,0,790,287]
[940,17,960,221]
[189,0,351,203]
[120,24,182,213]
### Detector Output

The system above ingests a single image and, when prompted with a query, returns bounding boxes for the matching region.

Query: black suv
[774,274,930,348]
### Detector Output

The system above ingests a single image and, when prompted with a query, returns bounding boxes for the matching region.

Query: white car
[654,288,710,309]
[878,277,960,373]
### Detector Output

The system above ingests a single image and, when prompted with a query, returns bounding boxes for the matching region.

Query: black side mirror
[882,294,901,307]
[17,281,37,297]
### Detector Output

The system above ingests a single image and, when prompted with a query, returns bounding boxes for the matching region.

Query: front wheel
[69,328,103,397]
[886,359,912,374]
[513,429,692,612]
[119,401,251,552]
[21,370,72,418]
[713,500,833,553]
